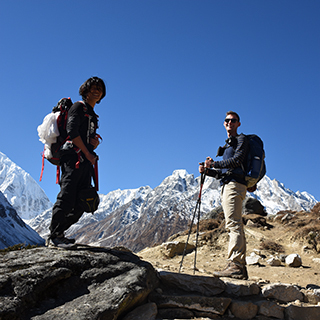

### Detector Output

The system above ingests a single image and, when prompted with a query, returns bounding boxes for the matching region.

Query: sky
[0,0,319,203]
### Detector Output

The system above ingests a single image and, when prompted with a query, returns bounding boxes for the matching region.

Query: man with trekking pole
[199,111,249,280]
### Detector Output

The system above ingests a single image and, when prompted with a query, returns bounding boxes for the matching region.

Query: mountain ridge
[30,169,318,252]
[0,151,318,252]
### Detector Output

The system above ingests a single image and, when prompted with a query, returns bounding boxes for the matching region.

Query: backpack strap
[39,147,46,182]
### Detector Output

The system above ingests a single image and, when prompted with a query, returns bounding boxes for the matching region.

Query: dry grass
[259,239,285,253]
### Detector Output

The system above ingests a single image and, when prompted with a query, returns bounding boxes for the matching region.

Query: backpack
[38,97,75,181]
[243,134,266,188]
[38,97,100,190]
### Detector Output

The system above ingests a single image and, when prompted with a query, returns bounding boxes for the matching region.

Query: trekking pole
[179,172,206,274]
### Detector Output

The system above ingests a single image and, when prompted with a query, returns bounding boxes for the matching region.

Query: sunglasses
[224,118,238,123]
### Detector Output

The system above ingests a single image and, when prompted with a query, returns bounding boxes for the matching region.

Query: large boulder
[0,246,159,320]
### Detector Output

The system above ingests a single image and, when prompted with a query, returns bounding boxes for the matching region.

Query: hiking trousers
[221,181,247,267]
[50,154,92,238]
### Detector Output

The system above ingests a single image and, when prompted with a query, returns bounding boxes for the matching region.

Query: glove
[205,168,222,179]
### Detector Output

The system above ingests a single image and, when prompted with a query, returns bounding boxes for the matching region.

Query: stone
[161,241,195,258]
[285,253,302,267]
[158,271,225,296]
[149,292,231,316]
[157,307,195,319]
[242,197,267,216]
[285,304,320,320]
[223,279,260,297]
[229,300,259,319]
[256,300,284,319]
[267,256,282,266]
[122,302,157,320]
[246,251,261,265]
[262,283,304,303]
[301,289,320,305]
[0,246,159,320]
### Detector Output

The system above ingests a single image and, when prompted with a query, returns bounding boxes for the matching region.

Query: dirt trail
[138,209,320,288]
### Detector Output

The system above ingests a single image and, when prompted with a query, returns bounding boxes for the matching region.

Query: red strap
[56,166,60,184]
[94,158,99,191]
[39,147,45,181]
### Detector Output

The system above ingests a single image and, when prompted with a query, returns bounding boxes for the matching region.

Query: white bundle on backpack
[37,112,60,159]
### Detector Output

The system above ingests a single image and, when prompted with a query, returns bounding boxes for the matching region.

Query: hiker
[47,77,106,247]
[199,111,249,280]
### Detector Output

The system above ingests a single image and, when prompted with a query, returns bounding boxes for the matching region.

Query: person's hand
[90,136,100,149]
[85,152,97,165]
[247,185,257,193]
[199,156,213,173]
[199,162,205,173]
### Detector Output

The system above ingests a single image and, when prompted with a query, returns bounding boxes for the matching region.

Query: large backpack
[38,97,75,181]
[243,134,266,188]
[38,98,100,189]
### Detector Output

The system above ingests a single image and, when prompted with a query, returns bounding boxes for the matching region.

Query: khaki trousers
[221,181,247,267]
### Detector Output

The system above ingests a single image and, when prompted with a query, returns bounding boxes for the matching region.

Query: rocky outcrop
[148,271,320,320]
[0,246,159,320]
[1,246,320,320]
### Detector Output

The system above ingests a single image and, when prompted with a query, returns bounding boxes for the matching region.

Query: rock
[229,300,259,319]
[158,271,225,296]
[161,241,195,258]
[246,251,261,265]
[201,205,224,220]
[149,292,231,316]
[281,212,294,223]
[285,253,302,267]
[285,304,320,320]
[262,283,304,303]
[313,257,320,264]
[223,279,260,296]
[242,197,267,216]
[157,307,195,319]
[256,300,284,319]
[122,302,157,320]
[266,256,282,266]
[301,288,320,305]
[0,246,159,320]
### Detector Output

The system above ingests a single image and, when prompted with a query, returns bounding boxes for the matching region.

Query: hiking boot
[46,235,76,248]
[213,261,248,280]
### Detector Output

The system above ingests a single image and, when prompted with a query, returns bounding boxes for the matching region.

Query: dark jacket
[64,101,99,156]
[214,133,248,185]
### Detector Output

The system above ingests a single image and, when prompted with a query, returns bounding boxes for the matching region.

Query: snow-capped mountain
[29,186,152,240]
[0,190,44,249]
[29,169,318,252]
[0,152,52,220]
[1,150,317,251]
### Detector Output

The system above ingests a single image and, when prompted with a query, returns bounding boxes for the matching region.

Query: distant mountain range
[0,151,318,251]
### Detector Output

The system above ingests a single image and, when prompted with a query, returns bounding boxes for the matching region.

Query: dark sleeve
[66,102,84,140]
[214,134,248,169]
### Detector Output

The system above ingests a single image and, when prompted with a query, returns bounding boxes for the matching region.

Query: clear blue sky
[1,0,319,203]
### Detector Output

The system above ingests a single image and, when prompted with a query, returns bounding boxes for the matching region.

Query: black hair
[79,76,106,104]
[226,111,240,122]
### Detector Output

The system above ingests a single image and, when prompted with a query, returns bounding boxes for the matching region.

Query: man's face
[87,84,103,104]
[223,114,241,137]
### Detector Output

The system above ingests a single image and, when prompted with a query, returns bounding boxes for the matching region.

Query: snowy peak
[254,176,318,214]
[0,152,52,220]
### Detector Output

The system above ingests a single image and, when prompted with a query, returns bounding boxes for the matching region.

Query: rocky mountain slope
[0,191,44,249]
